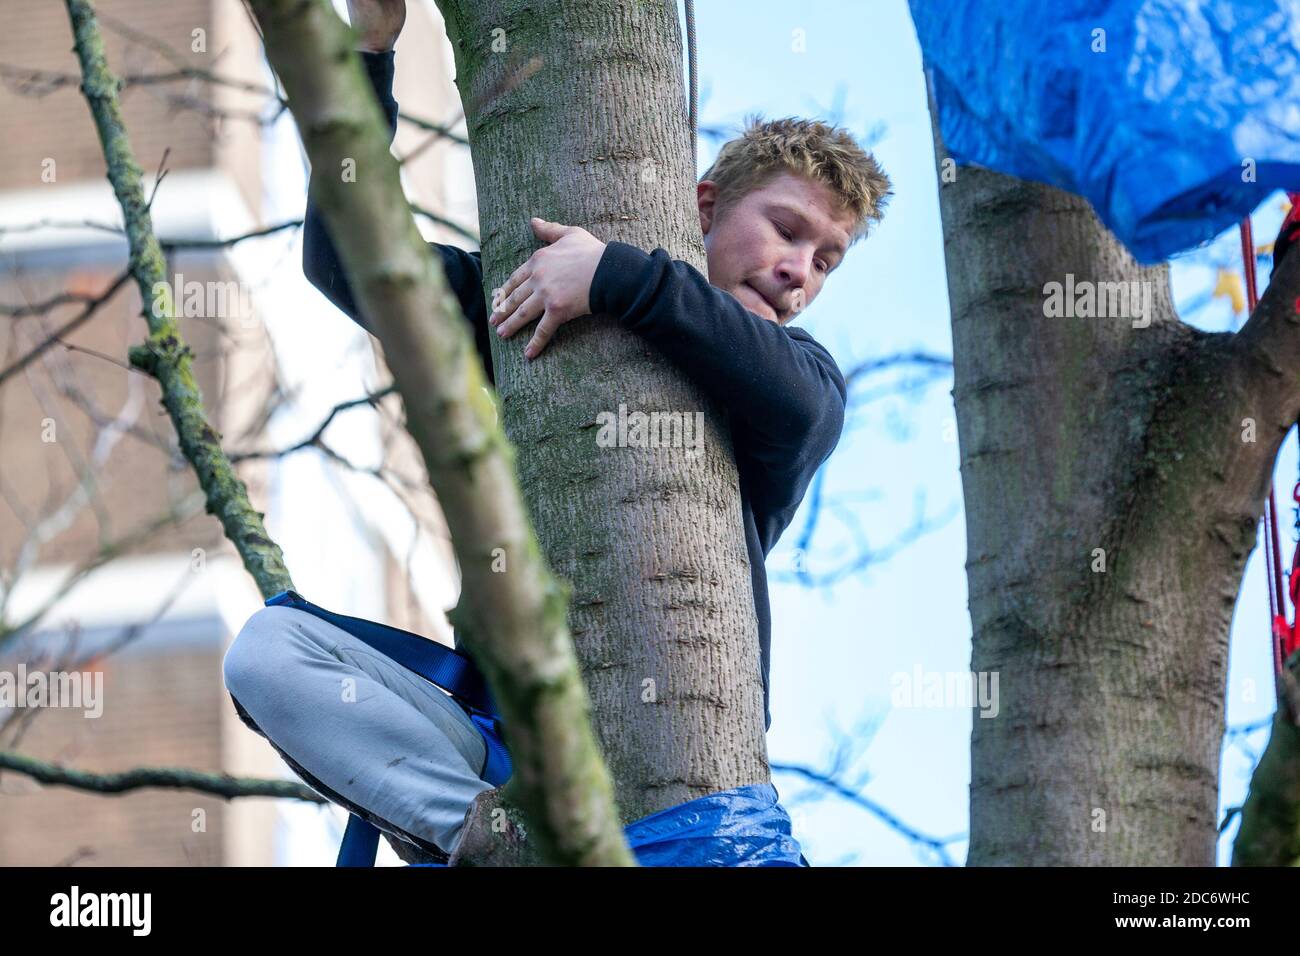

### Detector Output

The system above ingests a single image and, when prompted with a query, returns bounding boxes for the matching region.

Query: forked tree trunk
[928,79,1300,865]
[433,0,771,845]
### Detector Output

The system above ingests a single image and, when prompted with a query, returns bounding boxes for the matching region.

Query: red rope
[1240,216,1259,311]
[1244,195,1300,678]
[1285,191,1300,667]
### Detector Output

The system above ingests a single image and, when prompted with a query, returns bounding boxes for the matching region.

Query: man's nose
[777,249,812,289]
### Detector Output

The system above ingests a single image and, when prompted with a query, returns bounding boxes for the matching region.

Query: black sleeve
[301,50,493,382]
[588,240,846,478]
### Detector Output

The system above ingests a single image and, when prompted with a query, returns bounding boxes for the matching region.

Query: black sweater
[302,50,847,731]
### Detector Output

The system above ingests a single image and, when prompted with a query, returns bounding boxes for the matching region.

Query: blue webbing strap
[266,589,500,718]
[262,590,512,866]
[336,815,382,867]
[261,591,809,867]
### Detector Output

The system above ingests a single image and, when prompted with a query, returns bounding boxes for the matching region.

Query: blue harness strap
[262,590,809,868]
[266,590,500,718]
[262,590,512,865]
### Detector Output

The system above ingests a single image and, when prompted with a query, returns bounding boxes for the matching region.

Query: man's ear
[697,180,718,236]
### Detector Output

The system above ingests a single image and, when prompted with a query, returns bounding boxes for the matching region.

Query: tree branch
[228,385,396,463]
[64,0,293,600]
[0,491,207,651]
[773,762,964,866]
[0,270,131,387]
[1231,649,1300,865]
[245,0,631,866]
[1230,247,1300,441]
[0,750,326,803]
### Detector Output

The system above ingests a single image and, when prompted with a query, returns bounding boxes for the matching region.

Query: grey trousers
[222,604,494,858]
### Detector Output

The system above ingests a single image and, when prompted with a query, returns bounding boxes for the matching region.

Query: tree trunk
[433,0,771,833]
[927,77,1300,865]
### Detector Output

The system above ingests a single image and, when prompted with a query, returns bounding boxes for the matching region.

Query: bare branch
[772,488,959,588]
[1,54,470,139]
[0,567,194,751]
[228,385,395,463]
[774,761,965,866]
[843,350,952,389]
[397,111,469,147]
[0,491,207,650]
[0,270,131,386]
[0,750,326,803]
[0,217,303,253]
[0,283,117,318]
[409,203,480,245]
[64,0,293,599]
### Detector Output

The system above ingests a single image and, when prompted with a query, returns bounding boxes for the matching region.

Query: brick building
[0,0,475,865]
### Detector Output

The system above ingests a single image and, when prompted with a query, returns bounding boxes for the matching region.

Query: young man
[223,2,891,861]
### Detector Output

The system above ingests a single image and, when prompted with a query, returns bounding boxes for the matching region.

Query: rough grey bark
[434,0,772,846]
[248,0,633,866]
[927,78,1300,865]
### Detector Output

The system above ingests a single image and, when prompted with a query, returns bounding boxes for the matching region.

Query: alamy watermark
[891,665,1000,718]
[1043,274,1152,328]
[595,403,705,458]
[151,273,257,327]
[0,664,103,718]
[50,886,150,935]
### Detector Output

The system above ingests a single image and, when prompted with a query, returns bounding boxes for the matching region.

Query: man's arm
[301,50,492,370]
[588,241,847,463]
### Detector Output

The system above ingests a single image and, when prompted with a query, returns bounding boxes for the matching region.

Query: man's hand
[345,0,406,53]
[489,218,607,360]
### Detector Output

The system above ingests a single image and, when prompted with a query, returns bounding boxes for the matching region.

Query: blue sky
[682,0,1286,865]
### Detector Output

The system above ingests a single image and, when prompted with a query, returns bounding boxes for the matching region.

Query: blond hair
[700,114,893,246]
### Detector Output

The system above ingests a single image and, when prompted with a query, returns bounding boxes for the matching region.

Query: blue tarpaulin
[624,783,807,867]
[408,784,808,867]
[909,0,1300,264]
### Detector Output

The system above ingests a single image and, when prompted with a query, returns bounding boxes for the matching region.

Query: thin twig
[0,271,131,386]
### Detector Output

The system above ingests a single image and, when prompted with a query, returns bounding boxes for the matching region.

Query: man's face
[697,171,854,326]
